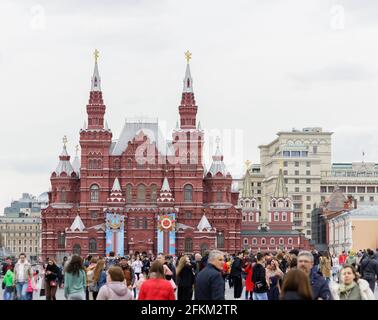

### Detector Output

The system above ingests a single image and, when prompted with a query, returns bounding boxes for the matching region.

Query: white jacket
[330,279,375,300]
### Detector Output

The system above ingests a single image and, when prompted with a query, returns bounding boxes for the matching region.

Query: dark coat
[45,264,60,282]
[361,257,378,280]
[310,269,332,300]
[195,263,225,300]
[177,265,195,287]
[252,263,268,293]
[230,258,242,277]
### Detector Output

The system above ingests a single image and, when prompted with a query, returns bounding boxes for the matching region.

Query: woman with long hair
[280,269,313,300]
[45,258,60,300]
[138,261,175,300]
[64,255,86,300]
[90,259,107,300]
[97,266,133,300]
[266,257,284,300]
[176,255,195,300]
[330,265,375,300]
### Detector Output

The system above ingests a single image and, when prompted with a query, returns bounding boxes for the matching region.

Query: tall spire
[179,50,197,129]
[54,136,75,176]
[207,137,230,177]
[274,167,287,198]
[72,144,80,176]
[87,49,105,129]
[91,49,101,91]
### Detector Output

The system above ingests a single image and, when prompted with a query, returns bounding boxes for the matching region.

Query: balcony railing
[321,170,378,178]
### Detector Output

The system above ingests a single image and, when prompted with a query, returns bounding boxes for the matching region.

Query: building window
[252,238,257,245]
[200,244,208,256]
[185,211,192,219]
[340,186,346,192]
[359,196,364,202]
[114,159,120,170]
[284,179,288,184]
[295,162,299,167]
[58,232,65,249]
[60,188,66,203]
[184,184,193,202]
[279,238,284,245]
[257,183,261,187]
[243,238,248,245]
[143,217,148,229]
[294,203,302,210]
[137,185,146,203]
[293,195,301,201]
[347,186,356,193]
[288,238,293,245]
[127,159,132,168]
[126,184,132,203]
[306,179,311,184]
[306,204,311,209]
[134,218,140,229]
[150,184,157,203]
[291,151,300,157]
[284,161,288,167]
[306,230,311,235]
[369,196,374,202]
[306,187,311,192]
[295,170,299,176]
[367,186,375,193]
[242,213,247,222]
[295,179,299,184]
[249,213,254,221]
[185,238,193,252]
[274,212,279,221]
[357,186,366,193]
[328,186,334,193]
[306,196,311,201]
[295,187,300,192]
[257,190,261,194]
[216,191,222,202]
[306,162,311,167]
[306,171,311,176]
[90,184,100,202]
[283,170,288,175]
[283,151,290,157]
[270,238,275,245]
[89,238,97,253]
[73,244,81,255]
[282,212,287,221]
[217,232,225,248]
[261,238,266,245]
[313,146,317,154]
[301,151,308,157]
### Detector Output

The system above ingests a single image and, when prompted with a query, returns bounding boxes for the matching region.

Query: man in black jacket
[195,250,225,300]
[252,252,269,300]
[360,249,378,292]
[230,252,243,299]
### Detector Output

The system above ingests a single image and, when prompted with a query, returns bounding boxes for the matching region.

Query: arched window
[126,184,132,203]
[272,200,276,208]
[114,159,120,170]
[242,213,247,222]
[279,238,284,245]
[73,244,81,255]
[249,213,254,221]
[252,238,257,245]
[282,212,287,221]
[243,238,248,245]
[89,238,97,253]
[216,191,222,202]
[185,238,193,252]
[270,238,275,245]
[60,188,66,203]
[58,231,65,248]
[150,184,157,203]
[127,158,132,168]
[90,184,99,202]
[137,185,146,203]
[288,238,293,245]
[274,212,279,221]
[217,232,224,248]
[134,218,140,229]
[261,238,266,245]
[184,184,193,202]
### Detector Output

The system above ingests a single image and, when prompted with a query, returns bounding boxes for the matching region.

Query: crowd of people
[1,247,378,300]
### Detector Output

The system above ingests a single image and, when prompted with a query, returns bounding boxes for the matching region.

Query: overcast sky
[1,0,378,213]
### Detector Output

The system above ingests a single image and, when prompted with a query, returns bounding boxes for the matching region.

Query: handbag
[49,280,57,287]
[40,288,46,297]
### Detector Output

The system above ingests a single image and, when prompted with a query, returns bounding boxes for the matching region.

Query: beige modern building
[328,206,378,254]
[321,162,378,205]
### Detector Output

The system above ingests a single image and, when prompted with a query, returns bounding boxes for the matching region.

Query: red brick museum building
[41,54,242,260]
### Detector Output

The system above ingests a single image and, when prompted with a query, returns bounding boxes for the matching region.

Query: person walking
[45,258,60,300]
[2,268,15,300]
[297,251,332,300]
[195,250,225,300]
[252,252,269,300]
[319,252,332,283]
[230,252,243,299]
[330,265,375,300]
[85,257,98,300]
[97,266,133,300]
[132,255,143,280]
[360,249,378,293]
[119,256,135,293]
[64,255,86,300]
[90,259,107,300]
[266,258,284,300]
[176,255,195,300]
[280,269,313,300]
[138,261,175,300]
[243,259,254,300]
[13,253,32,300]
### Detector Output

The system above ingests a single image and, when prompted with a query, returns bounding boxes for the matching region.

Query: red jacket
[243,263,254,292]
[138,278,176,300]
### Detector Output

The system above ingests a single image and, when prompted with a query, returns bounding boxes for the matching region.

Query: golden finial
[63,135,68,147]
[94,49,99,63]
[184,50,192,64]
